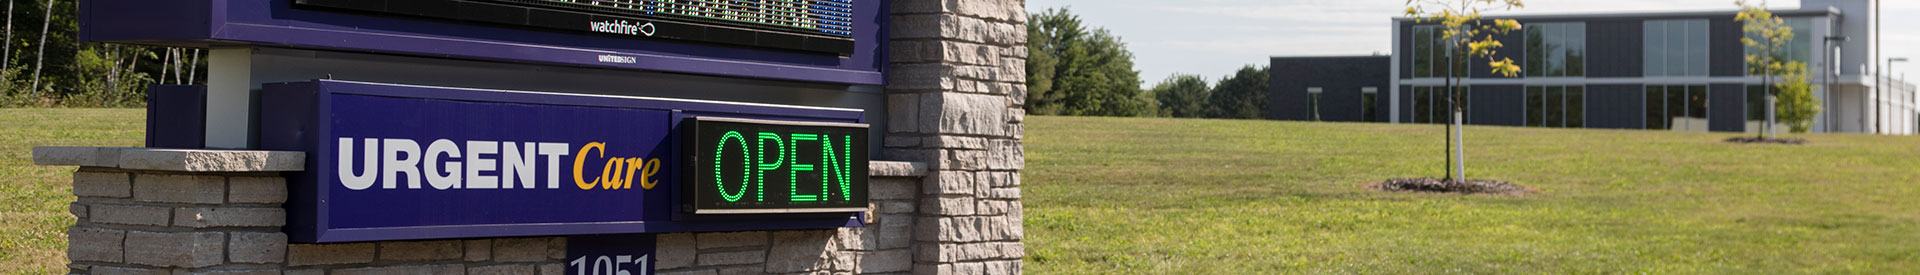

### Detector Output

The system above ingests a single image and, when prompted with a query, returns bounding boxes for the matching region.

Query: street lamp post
[1824,36,1846,133]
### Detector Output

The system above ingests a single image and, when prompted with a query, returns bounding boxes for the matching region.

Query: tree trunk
[28,0,54,97]
[1766,68,1777,139]
[1454,108,1465,181]
[186,49,200,85]
[1444,51,1455,181]
[3,0,15,85]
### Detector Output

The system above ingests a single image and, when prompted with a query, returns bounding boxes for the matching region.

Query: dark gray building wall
[1586,84,1646,129]
[1711,84,1748,132]
[1270,56,1392,122]
[1708,15,1747,77]
[1586,19,1644,78]
[1471,85,1525,126]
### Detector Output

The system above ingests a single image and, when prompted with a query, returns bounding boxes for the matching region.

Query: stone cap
[869,161,927,177]
[33,147,305,172]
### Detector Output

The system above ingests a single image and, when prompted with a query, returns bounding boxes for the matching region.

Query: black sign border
[681,116,871,215]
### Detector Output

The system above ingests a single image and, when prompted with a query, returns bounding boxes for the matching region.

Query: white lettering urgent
[336,138,571,190]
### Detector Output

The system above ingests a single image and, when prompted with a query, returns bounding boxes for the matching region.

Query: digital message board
[293,0,858,55]
[259,80,868,242]
[682,117,869,214]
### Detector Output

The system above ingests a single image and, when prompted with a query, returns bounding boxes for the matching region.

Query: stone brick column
[37,147,304,274]
[886,0,1029,274]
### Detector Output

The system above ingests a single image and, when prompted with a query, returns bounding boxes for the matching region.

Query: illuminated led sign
[683,117,869,214]
[293,0,858,54]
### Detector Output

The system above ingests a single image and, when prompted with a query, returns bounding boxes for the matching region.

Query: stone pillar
[886,0,1029,274]
[36,147,304,274]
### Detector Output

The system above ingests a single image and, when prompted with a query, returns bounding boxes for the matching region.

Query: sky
[1023,0,1920,87]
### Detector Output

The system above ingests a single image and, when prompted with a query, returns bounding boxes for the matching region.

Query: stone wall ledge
[869,161,929,177]
[33,147,305,172]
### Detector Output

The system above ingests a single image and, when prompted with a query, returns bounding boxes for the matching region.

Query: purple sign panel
[261,80,867,243]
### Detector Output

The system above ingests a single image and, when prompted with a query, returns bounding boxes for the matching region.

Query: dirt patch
[1367,178,1534,196]
[1723,136,1807,145]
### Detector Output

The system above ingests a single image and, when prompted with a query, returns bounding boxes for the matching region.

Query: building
[1272,0,1919,134]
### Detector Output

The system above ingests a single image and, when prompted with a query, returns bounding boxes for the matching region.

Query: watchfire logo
[590,20,655,36]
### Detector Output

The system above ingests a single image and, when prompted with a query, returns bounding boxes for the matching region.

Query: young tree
[1208,65,1269,119]
[1738,0,1811,138]
[1403,0,1524,181]
[1776,64,1821,132]
[1151,74,1211,118]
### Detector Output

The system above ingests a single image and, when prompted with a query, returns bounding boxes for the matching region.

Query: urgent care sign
[259,80,870,243]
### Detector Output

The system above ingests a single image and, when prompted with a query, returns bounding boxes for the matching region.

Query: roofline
[1391,6,1839,22]
[1270,55,1392,59]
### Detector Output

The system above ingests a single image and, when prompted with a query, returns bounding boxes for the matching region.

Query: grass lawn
[0,109,143,274]
[3,110,1918,273]
[1023,116,1920,274]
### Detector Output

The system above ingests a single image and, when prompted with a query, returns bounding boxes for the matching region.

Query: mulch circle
[1723,136,1808,145]
[1366,178,1534,196]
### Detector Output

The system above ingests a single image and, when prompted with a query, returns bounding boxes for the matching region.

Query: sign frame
[260,80,869,243]
[681,116,871,215]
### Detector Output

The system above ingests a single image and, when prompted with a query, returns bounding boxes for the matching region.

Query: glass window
[1666,85,1686,130]
[1526,22,1585,77]
[1412,86,1468,124]
[1527,86,1544,127]
[1666,21,1687,76]
[1687,21,1709,76]
[1526,85,1585,128]
[1645,85,1711,131]
[1746,17,1815,75]
[1415,27,1432,78]
[1547,24,1566,77]
[1362,88,1379,122]
[1747,85,1766,133]
[1308,87,1324,121]
[1645,20,1710,77]
[1687,86,1708,131]
[1644,21,1666,76]
[1414,87,1431,123]
[1567,25,1586,77]
[1567,86,1585,128]
[1645,86,1666,130]
[1546,86,1565,126]
[1527,27,1545,77]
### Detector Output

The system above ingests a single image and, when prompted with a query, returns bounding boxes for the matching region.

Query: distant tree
[1151,74,1210,118]
[1025,7,1152,117]
[1207,65,1268,119]
[1404,0,1525,181]
[1738,0,1817,137]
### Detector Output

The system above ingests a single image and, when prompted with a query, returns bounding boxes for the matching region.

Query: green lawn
[1023,116,1920,274]
[4,110,1919,273]
[0,109,143,274]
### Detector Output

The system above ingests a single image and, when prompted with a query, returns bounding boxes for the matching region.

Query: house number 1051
[569,254,650,275]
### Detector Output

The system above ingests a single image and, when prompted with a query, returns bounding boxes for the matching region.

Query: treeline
[1025,8,1269,119]
[0,0,204,108]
